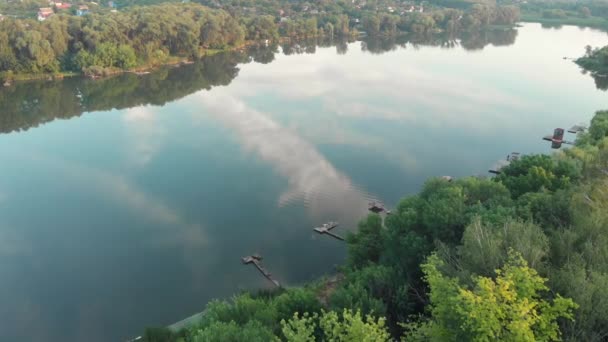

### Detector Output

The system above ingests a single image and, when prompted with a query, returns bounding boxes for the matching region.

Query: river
[0,23,606,341]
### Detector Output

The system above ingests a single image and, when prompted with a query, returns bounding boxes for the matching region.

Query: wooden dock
[242,254,281,287]
[313,222,344,241]
[543,127,580,149]
[568,125,587,134]
[368,201,390,214]
[489,152,520,174]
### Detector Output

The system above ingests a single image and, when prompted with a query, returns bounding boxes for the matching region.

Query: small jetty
[568,125,587,134]
[542,128,575,149]
[489,152,520,174]
[241,254,281,287]
[441,176,453,182]
[313,221,344,241]
[368,201,391,214]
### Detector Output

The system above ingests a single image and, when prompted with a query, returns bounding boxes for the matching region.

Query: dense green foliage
[407,252,577,341]
[141,109,608,341]
[0,0,521,79]
[0,4,250,77]
[281,310,390,341]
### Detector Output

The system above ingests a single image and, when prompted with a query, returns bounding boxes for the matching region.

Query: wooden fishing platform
[489,152,521,174]
[313,221,344,241]
[368,201,391,214]
[568,125,587,134]
[241,254,281,287]
[542,127,579,149]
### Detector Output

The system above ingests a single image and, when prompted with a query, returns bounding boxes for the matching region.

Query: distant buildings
[53,2,72,10]
[37,7,54,21]
[76,5,90,16]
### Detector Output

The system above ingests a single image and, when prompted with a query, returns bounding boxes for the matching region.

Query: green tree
[407,252,577,342]
[191,320,276,341]
[347,214,385,268]
[496,155,582,199]
[281,309,390,342]
[457,218,549,277]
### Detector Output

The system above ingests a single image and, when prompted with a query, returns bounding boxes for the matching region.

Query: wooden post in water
[241,255,281,287]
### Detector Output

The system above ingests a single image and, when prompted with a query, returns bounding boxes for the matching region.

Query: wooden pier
[313,221,344,241]
[568,125,587,134]
[241,254,281,287]
[489,152,521,174]
[368,201,391,214]
[543,127,578,149]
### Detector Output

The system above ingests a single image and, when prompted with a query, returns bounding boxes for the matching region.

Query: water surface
[0,23,606,341]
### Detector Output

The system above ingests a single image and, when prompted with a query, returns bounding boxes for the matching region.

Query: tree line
[0,4,264,78]
[141,105,608,341]
[0,1,520,80]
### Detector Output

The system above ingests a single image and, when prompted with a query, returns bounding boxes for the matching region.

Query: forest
[0,1,520,80]
[139,108,608,342]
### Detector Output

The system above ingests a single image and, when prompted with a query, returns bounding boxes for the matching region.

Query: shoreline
[0,36,356,86]
[0,41,263,86]
[520,14,608,30]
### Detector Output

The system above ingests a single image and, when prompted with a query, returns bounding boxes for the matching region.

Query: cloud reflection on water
[195,91,374,223]
[24,154,208,251]
[123,107,166,167]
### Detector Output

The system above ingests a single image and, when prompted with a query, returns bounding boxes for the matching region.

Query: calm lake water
[0,23,606,341]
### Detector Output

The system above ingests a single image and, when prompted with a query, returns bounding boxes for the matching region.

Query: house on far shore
[76,5,90,16]
[54,2,72,10]
[37,7,54,21]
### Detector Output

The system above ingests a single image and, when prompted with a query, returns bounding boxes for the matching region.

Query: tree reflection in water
[8,27,593,137]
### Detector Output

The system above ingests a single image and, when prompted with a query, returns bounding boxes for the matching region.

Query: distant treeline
[0,2,519,79]
[0,4,258,78]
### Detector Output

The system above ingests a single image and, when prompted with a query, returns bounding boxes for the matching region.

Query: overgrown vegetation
[142,110,608,341]
[0,1,520,80]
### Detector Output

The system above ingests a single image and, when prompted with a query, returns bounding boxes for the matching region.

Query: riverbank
[0,34,361,86]
[521,13,608,30]
[0,44,253,86]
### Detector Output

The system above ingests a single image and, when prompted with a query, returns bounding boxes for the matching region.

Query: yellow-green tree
[281,309,390,342]
[407,251,577,342]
